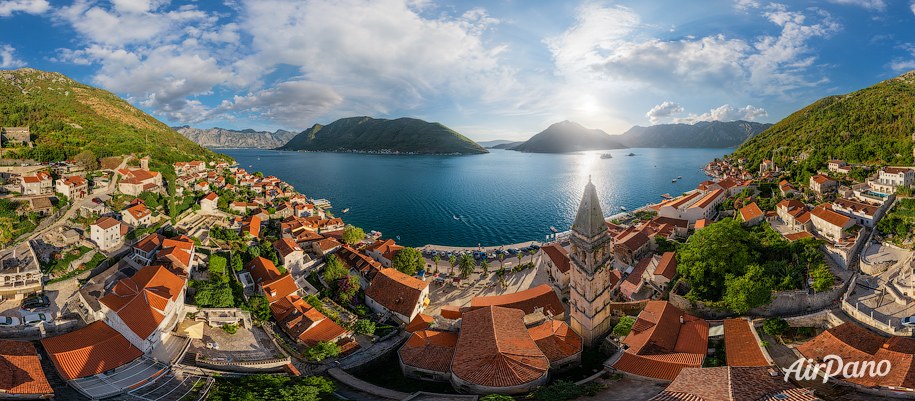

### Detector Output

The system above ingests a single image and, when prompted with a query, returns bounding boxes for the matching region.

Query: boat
[341,208,350,213]
[672,178,678,183]
[661,193,672,199]
[677,175,682,179]
[549,226,558,233]
[620,206,627,211]
[453,215,460,220]
[600,153,613,159]
[626,153,635,156]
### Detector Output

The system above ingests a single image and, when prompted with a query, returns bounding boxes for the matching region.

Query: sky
[1,0,914,141]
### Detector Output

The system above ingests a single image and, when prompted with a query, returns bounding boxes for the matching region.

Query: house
[619,257,652,301]
[40,321,143,381]
[738,202,764,226]
[28,197,53,217]
[649,366,820,401]
[540,243,570,292]
[230,201,258,214]
[809,204,854,243]
[156,236,196,273]
[870,167,915,194]
[270,294,349,346]
[338,245,383,287]
[194,181,209,192]
[611,301,709,381]
[641,252,677,296]
[613,227,652,266]
[90,216,128,250]
[313,237,342,257]
[723,318,771,367]
[655,192,702,220]
[199,192,218,212]
[831,197,882,228]
[364,239,404,268]
[122,203,151,227]
[132,233,164,265]
[117,168,162,196]
[19,171,52,195]
[398,329,459,382]
[778,179,797,197]
[0,340,54,399]
[56,175,89,200]
[365,268,430,324]
[246,257,299,304]
[273,238,306,272]
[759,159,774,174]
[776,199,811,231]
[809,174,837,196]
[240,215,261,238]
[827,159,849,174]
[98,264,187,353]
[0,243,43,301]
[681,189,724,223]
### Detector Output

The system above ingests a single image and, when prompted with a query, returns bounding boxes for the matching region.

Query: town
[0,124,914,401]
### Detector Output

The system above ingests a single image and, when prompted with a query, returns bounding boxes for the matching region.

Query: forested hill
[510,120,626,153]
[617,120,772,148]
[279,116,487,155]
[0,68,224,168]
[732,71,915,168]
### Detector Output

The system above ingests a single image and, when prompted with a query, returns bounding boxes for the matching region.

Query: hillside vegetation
[280,116,486,155]
[0,68,224,169]
[511,120,626,153]
[733,71,915,168]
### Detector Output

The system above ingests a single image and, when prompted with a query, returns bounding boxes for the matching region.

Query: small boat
[620,206,627,211]
[677,176,682,179]
[453,215,460,220]
[626,153,636,156]
[396,235,401,241]
[600,153,613,159]
[672,178,678,183]
[550,226,558,233]
[341,208,350,213]
[661,193,672,199]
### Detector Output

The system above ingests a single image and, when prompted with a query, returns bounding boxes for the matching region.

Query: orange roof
[540,243,570,273]
[810,205,851,228]
[125,203,151,220]
[366,239,403,259]
[93,216,121,230]
[694,219,708,229]
[723,319,769,367]
[784,231,813,241]
[653,366,820,401]
[64,175,86,186]
[365,268,429,318]
[690,189,724,209]
[451,306,549,388]
[654,252,677,280]
[739,202,764,222]
[658,191,702,210]
[405,314,435,333]
[440,305,462,320]
[399,330,458,374]
[99,264,185,340]
[613,301,708,381]
[469,284,564,317]
[614,352,704,381]
[40,321,143,381]
[811,174,833,184]
[274,238,303,257]
[270,295,347,346]
[620,257,651,299]
[0,340,53,395]
[315,237,341,251]
[247,257,282,284]
[242,215,261,237]
[527,320,582,363]
[203,192,218,201]
[134,233,164,253]
[261,274,299,304]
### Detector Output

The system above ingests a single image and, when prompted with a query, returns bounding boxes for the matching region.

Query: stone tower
[568,178,616,347]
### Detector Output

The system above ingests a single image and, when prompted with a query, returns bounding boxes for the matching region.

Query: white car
[22,313,51,326]
[902,316,915,327]
[0,316,20,327]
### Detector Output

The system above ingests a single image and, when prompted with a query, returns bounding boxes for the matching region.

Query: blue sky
[1,0,914,141]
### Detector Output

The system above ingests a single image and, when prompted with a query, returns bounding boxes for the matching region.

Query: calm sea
[219,148,729,247]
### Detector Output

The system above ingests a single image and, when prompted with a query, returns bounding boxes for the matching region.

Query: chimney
[679,315,684,324]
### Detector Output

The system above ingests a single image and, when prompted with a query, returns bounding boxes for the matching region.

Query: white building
[810,205,854,243]
[56,175,89,200]
[90,216,127,251]
[870,167,915,194]
[199,192,218,213]
[365,268,430,324]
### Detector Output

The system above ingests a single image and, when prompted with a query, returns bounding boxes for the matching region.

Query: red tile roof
[739,202,764,222]
[366,268,429,318]
[451,306,549,388]
[203,192,218,201]
[366,239,403,260]
[784,231,813,241]
[613,301,708,381]
[99,264,185,340]
[94,216,121,230]
[690,189,724,209]
[469,284,564,317]
[694,219,708,229]
[270,295,347,346]
[810,205,851,228]
[723,319,769,367]
[134,233,164,253]
[540,244,570,273]
[41,321,143,381]
[399,330,458,374]
[247,256,281,284]
[405,314,435,333]
[273,238,303,258]
[125,203,150,220]
[0,340,53,395]
[810,174,833,184]
[527,320,582,363]
[651,366,820,401]
[654,252,677,280]
[620,257,651,299]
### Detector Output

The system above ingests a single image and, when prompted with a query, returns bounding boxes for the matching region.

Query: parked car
[0,316,20,327]
[902,316,915,327]
[22,313,50,326]
[21,295,50,311]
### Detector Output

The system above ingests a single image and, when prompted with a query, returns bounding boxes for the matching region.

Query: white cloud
[0,44,25,68]
[826,0,885,11]
[216,80,344,125]
[645,101,684,124]
[911,1,915,15]
[546,2,839,98]
[734,0,761,12]
[889,44,915,72]
[673,104,768,124]
[0,0,49,17]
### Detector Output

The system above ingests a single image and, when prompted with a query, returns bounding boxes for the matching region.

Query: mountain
[279,116,487,155]
[490,141,525,149]
[733,71,915,167]
[510,120,626,153]
[174,126,297,149]
[0,68,223,168]
[477,139,520,148]
[617,120,772,148]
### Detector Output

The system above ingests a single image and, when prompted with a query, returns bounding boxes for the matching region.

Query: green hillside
[732,71,915,168]
[0,68,225,169]
[279,116,487,155]
[511,120,626,153]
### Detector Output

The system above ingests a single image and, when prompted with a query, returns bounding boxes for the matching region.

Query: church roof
[572,179,607,239]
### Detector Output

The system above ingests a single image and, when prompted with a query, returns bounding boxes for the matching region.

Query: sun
[578,95,601,116]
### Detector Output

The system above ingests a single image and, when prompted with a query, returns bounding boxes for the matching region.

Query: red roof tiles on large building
[365,268,429,318]
[399,330,458,374]
[0,340,54,396]
[469,284,564,317]
[41,321,144,381]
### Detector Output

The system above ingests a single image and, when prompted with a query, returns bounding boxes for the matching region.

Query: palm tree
[528,249,537,264]
[498,253,504,272]
[516,252,523,269]
[432,255,440,274]
[448,255,457,276]
[459,253,475,278]
[480,259,489,277]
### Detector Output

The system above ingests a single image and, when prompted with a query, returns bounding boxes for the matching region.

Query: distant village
[0,124,914,400]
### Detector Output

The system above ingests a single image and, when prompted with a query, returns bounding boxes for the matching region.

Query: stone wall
[669,282,845,320]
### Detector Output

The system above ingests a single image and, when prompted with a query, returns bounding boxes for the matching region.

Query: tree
[208,374,334,401]
[498,253,504,272]
[528,249,537,264]
[678,219,758,302]
[516,252,523,267]
[353,319,376,335]
[322,254,348,283]
[808,263,835,292]
[342,225,365,245]
[722,264,771,313]
[481,395,514,401]
[448,254,457,276]
[209,254,228,278]
[763,317,790,340]
[335,274,360,304]
[245,295,271,322]
[74,150,99,171]
[230,252,243,271]
[459,253,475,278]
[432,255,440,274]
[305,341,340,361]
[480,259,489,276]
[391,247,423,276]
[612,316,635,337]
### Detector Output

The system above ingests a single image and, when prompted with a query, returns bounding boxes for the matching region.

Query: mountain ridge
[174,126,297,149]
[510,120,626,153]
[616,120,772,148]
